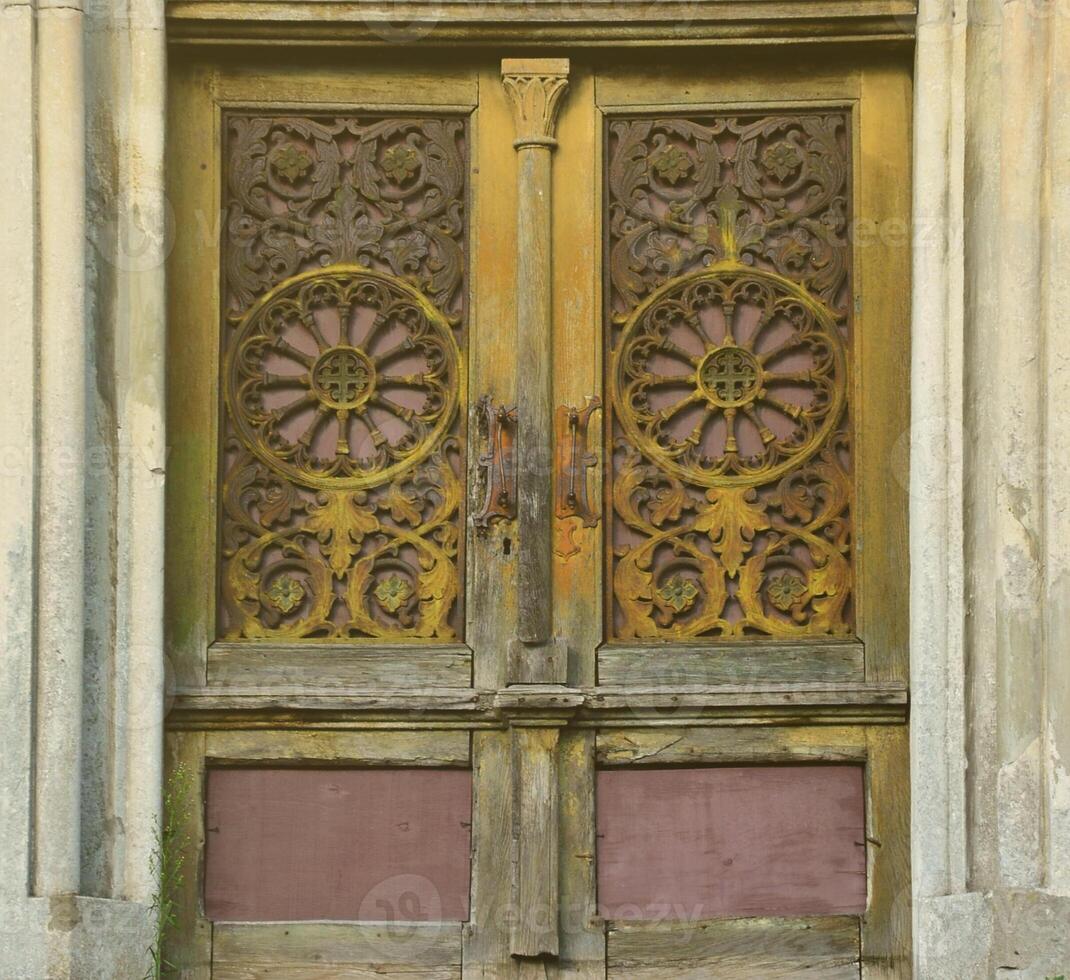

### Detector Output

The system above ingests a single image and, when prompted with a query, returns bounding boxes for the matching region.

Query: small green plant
[145,763,194,980]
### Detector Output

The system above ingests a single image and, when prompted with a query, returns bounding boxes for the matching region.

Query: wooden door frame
[164,10,915,978]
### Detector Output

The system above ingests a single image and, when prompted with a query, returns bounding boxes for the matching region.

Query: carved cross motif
[700,348,761,405]
[313,349,373,405]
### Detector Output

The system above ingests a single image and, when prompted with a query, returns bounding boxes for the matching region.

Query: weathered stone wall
[0,0,164,975]
[912,0,1070,975]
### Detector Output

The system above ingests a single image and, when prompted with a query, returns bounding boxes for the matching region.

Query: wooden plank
[606,916,860,980]
[463,730,514,978]
[166,59,218,689]
[598,641,865,686]
[552,65,602,692]
[583,682,907,721]
[856,56,912,686]
[204,768,472,922]
[215,55,478,108]
[557,730,605,977]
[208,643,472,689]
[597,767,866,921]
[205,730,470,766]
[170,686,482,724]
[597,725,867,766]
[163,731,212,980]
[510,727,560,957]
[468,64,519,694]
[213,921,462,980]
[861,726,911,979]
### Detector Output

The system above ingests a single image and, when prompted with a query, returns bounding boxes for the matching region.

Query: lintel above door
[164,0,917,47]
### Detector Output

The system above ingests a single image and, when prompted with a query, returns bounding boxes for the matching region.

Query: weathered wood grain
[511,726,560,957]
[550,64,602,692]
[597,725,867,766]
[463,730,514,979]
[502,58,570,673]
[582,682,908,727]
[862,726,912,979]
[169,687,483,729]
[167,1,918,47]
[163,731,211,980]
[606,916,861,980]
[598,641,865,686]
[556,730,606,977]
[213,922,463,980]
[208,643,472,689]
[468,64,520,694]
[205,729,470,766]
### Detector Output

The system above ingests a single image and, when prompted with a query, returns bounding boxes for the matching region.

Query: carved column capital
[501,57,570,149]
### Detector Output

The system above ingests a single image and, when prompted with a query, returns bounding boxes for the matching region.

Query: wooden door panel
[597,765,867,920]
[167,57,480,693]
[204,768,472,922]
[589,53,910,689]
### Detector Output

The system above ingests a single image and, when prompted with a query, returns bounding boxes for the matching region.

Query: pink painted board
[204,768,472,922]
[597,765,866,920]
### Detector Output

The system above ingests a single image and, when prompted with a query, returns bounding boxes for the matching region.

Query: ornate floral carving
[656,574,700,614]
[606,111,853,640]
[225,114,466,321]
[220,112,467,641]
[607,113,849,322]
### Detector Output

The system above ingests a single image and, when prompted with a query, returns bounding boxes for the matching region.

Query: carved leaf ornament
[607,113,854,640]
[219,114,467,640]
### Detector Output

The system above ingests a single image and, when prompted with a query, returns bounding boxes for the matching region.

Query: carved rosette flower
[374,574,414,613]
[651,145,693,184]
[766,572,808,612]
[761,140,803,181]
[271,143,312,183]
[656,574,700,614]
[266,574,305,613]
[381,145,419,183]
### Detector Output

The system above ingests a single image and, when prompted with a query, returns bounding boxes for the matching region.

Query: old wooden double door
[166,44,911,979]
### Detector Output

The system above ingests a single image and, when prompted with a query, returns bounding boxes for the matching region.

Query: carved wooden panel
[219,113,468,641]
[605,111,853,640]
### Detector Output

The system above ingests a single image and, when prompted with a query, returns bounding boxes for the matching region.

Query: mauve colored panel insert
[205,768,472,922]
[597,765,866,920]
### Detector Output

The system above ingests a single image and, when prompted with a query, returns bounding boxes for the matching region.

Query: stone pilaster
[911,0,1070,974]
[0,0,166,975]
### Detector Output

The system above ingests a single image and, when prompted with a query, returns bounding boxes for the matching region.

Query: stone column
[911,0,1070,973]
[33,0,89,902]
[0,0,42,914]
[0,0,166,974]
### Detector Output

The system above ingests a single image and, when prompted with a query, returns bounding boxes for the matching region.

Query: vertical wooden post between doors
[501,58,570,685]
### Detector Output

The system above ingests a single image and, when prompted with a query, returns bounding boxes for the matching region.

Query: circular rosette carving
[226,264,460,490]
[612,264,846,488]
